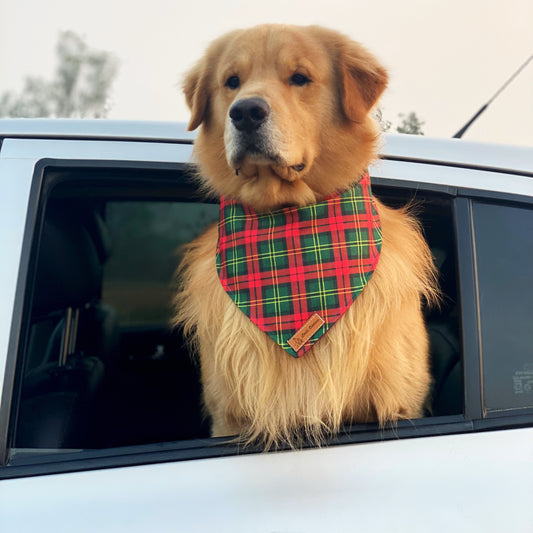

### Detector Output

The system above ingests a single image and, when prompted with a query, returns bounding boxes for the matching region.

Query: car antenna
[453,53,533,139]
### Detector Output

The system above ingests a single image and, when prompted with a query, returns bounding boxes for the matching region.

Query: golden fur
[173,24,438,449]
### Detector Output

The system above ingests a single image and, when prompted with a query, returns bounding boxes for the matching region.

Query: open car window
[8,162,463,466]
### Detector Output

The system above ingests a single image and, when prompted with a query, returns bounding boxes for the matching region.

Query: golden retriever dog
[173,24,438,448]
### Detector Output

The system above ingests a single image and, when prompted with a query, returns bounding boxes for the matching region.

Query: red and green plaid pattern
[216,174,382,358]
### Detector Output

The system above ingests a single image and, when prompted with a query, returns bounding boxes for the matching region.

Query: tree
[376,110,425,135]
[0,31,118,118]
[396,111,425,135]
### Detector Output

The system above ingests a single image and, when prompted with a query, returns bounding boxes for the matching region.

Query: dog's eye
[225,76,241,90]
[290,73,311,86]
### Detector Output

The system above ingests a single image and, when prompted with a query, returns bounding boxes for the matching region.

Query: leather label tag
[287,313,325,353]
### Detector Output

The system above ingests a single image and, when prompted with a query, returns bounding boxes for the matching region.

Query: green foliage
[0,31,118,118]
[396,111,425,135]
[376,109,425,135]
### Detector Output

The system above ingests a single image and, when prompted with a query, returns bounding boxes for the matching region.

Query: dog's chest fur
[174,198,435,448]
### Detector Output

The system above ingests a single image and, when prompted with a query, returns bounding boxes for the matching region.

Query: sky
[0,0,532,146]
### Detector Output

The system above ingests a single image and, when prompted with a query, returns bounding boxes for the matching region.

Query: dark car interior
[13,167,462,451]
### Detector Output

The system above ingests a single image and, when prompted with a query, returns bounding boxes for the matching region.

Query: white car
[0,119,532,532]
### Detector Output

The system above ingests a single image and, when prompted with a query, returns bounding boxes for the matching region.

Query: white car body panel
[0,157,35,380]
[0,137,193,162]
[370,158,533,197]
[1,428,532,533]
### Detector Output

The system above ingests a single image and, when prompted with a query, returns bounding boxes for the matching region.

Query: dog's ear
[338,41,388,123]
[183,59,209,131]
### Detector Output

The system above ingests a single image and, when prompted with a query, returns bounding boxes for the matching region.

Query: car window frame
[1,157,533,480]
[459,191,533,418]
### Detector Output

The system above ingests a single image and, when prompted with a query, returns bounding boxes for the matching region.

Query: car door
[1,131,532,532]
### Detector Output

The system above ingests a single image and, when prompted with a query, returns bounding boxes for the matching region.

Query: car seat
[16,201,117,449]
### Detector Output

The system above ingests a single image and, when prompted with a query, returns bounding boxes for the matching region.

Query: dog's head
[184,25,388,211]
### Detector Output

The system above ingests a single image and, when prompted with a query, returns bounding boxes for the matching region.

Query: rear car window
[472,201,533,412]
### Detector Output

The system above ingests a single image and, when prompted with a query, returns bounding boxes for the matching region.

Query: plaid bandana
[216,174,382,358]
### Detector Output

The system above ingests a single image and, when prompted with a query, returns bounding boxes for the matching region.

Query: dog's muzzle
[226,97,306,178]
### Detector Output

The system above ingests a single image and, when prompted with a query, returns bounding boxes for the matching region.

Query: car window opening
[12,169,463,456]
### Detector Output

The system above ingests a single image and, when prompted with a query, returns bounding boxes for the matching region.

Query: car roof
[0,119,195,143]
[0,118,531,175]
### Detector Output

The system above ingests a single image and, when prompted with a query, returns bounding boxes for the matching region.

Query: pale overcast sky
[1,0,532,146]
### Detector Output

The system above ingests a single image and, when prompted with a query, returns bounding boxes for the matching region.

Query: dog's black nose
[229,98,270,133]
